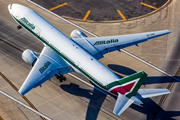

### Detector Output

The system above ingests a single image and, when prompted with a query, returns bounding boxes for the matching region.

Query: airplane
[8,4,171,116]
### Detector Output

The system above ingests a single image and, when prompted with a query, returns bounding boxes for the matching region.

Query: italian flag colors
[108,71,147,98]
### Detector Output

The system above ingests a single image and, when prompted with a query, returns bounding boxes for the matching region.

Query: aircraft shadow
[108,64,180,85]
[108,64,180,119]
[60,83,107,120]
[60,64,180,120]
[130,98,180,120]
[60,83,180,120]
[108,64,137,75]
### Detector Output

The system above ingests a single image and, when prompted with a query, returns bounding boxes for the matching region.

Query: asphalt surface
[31,0,168,22]
[0,0,180,120]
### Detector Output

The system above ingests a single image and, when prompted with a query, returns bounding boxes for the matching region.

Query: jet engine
[70,29,87,39]
[22,49,38,66]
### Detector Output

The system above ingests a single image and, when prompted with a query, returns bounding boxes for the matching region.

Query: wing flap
[113,92,134,116]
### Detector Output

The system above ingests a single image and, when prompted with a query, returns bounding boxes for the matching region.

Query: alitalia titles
[39,61,51,74]
[20,17,35,30]
[94,39,118,45]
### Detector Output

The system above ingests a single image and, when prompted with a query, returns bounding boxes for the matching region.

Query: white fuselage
[8,4,120,88]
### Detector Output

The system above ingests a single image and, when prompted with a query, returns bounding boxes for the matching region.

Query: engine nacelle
[70,29,87,39]
[22,49,38,66]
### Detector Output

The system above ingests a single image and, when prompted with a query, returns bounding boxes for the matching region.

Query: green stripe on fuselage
[12,15,114,90]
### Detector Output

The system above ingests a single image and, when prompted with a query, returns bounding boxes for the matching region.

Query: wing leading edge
[72,30,171,60]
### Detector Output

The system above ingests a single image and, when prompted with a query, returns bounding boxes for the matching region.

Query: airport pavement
[0,0,179,120]
[30,0,168,22]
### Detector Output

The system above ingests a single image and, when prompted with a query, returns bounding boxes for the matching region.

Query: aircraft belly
[58,40,119,85]
[44,33,119,86]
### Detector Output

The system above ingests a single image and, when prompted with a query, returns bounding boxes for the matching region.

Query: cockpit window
[10,4,12,9]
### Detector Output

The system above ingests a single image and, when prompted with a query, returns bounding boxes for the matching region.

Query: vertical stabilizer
[118,71,147,98]
[110,71,147,98]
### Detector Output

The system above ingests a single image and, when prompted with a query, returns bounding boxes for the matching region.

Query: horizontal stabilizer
[113,92,134,116]
[137,89,171,99]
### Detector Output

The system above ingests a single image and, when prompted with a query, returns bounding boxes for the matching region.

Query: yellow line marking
[0,38,23,52]
[0,116,3,120]
[0,73,19,91]
[61,0,172,23]
[49,2,67,11]
[83,10,91,21]
[175,68,180,76]
[0,73,45,120]
[152,68,180,120]
[116,10,127,21]
[141,2,159,10]
[158,68,180,105]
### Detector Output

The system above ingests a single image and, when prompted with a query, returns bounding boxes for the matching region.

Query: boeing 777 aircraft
[8,4,171,116]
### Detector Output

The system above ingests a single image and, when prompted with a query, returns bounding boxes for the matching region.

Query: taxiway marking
[116,10,127,21]
[160,68,180,105]
[0,90,52,120]
[152,68,180,120]
[0,38,23,52]
[0,72,46,120]
[49,2,67,11]
[28,0,172,23]
[141,2,159,10]
[83,10,91,21]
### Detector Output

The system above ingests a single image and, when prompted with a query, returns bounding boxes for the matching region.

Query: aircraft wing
[19,46,73,95]
[73,30,171,60]
[113,92,134,116]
